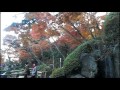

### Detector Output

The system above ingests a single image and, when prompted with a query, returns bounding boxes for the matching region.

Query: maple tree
[25,12,66,62]
[2,12,106,69]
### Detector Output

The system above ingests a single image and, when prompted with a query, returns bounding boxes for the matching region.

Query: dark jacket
[25,65,30,75]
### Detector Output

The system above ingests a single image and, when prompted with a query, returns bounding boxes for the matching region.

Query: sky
[1,12,59,49]
[1,12,106,61]
[1,12,25,50]
[1,12,25,61]
[0,12,59,61]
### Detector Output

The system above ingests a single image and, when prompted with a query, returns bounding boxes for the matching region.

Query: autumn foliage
[3,12,106,64]
[19,49,30,59]
[31,21,47,40]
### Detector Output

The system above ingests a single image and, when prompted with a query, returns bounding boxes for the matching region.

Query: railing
[1,69,47,78]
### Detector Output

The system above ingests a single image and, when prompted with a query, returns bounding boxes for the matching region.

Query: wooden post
[53,59,54,69]
[60,58,61,68]
[45,71,47,78]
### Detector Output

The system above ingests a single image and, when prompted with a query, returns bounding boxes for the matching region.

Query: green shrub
[50,68,64,78]
[64,39,101,65]
[104,12,119,39]
[63,39,101,75]
[37,64,53,78]
[37,63,48,71]
[64,59,80,75]
[50,39,101,77]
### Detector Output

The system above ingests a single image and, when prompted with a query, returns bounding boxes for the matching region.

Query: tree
[2,12,106,69]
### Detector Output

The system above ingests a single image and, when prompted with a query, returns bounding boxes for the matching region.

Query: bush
[64,59,80,75]
[50,39,101,77]
[104,12,119,39]
[37,63,53,78]
[37,63,48,71]
[63,39,101,75]
[50,68,64,78]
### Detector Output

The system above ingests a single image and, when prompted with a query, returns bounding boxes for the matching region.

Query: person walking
[24,63,30,78]
[31,63,37,78]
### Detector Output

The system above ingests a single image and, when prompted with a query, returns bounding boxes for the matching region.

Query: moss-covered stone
[50,39,102,78]
[80,53,97,78]
[63,39,101,75]
[70,74,85,78]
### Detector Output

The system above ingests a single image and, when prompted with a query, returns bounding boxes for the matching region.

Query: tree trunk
[24,47,44,65]
[88,27,95,39]
[61,26,82,43]
[47,39,55,69]
[39,44,44,60]
[69,21,86,40]
[51,37,65,59]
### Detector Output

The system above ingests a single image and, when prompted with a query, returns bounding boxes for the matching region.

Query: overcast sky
[1,12,25,49]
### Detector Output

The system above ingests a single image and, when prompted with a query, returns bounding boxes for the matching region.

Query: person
[31,63,37,78]
[24,63,30,78]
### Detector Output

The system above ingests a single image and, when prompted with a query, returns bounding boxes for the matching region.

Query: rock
[92,50,101,59]
[97,51,114,78]
[70,74,85,78]
[18,76,24,78]
[113,44,120,78]
[104,55,114,78]
[80,53,97,78]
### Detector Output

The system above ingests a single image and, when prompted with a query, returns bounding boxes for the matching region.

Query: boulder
[80,53,97,78]
[113,44,120,78]
[70,74,85,78]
